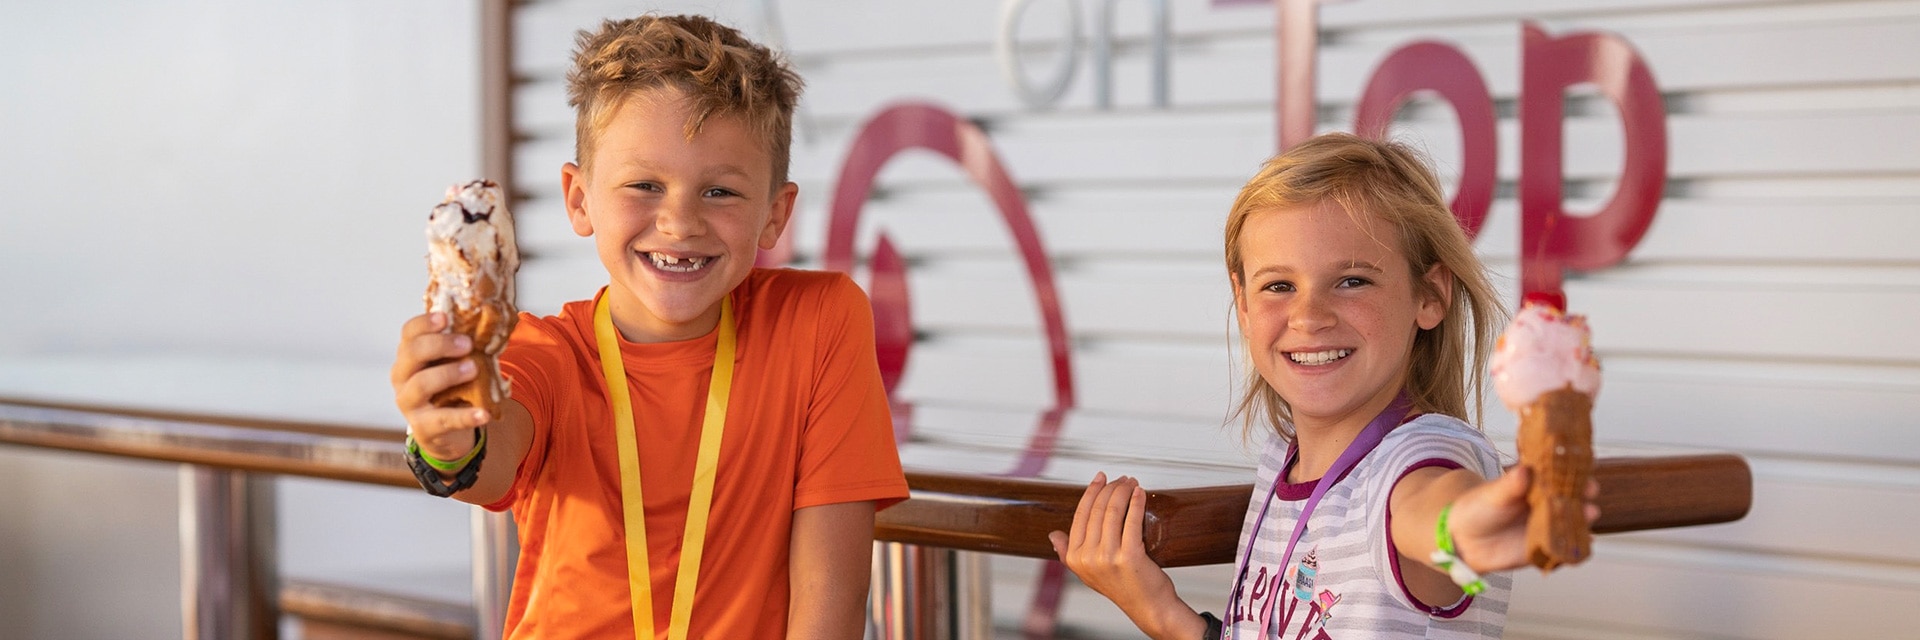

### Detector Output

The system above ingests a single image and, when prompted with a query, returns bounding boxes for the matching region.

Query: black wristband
[1199,611,1223,640]
[406,432,486,498]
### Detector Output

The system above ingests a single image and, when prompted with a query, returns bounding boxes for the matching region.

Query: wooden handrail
[0,396,413,488]
[0,396,1752,569]
[280,579,474,640]
[881,455,1752,567]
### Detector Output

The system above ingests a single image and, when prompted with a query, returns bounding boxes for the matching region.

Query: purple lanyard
[1224,394,1411,634]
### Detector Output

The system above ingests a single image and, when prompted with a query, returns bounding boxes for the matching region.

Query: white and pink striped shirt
[1226,414,1512,639]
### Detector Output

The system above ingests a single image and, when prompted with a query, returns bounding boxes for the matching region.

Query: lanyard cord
[594,291,736,640]
[1224,394,1410,633]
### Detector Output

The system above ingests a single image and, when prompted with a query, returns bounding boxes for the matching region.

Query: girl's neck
[1286,390,1407,484]
[1288,422,1367,484]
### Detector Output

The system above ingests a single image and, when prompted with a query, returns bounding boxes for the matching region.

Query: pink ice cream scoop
[1490,301,1602,411]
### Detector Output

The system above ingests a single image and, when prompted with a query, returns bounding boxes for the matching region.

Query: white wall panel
[504,1,1920,637]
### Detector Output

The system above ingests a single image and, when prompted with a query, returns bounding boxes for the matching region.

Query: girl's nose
[1287,289,1336,332]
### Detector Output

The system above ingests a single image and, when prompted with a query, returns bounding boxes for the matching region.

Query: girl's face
[1233,202,1450,434]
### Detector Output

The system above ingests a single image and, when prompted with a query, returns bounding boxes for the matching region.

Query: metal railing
[0,394,1753,639]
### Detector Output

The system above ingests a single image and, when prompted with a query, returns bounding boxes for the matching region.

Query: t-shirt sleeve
[484,312,560,512]
[792,275,911,511]
[1368,419,1506,614]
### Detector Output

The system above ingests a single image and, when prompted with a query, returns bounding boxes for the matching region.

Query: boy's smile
[1233,201,1448,437]
[562,88,796,343]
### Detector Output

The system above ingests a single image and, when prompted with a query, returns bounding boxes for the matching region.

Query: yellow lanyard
[593,291,735,640]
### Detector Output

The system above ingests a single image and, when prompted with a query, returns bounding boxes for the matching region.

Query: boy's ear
[562,162,593,237]
[1417,263,1452,331]
[757,181,799,250]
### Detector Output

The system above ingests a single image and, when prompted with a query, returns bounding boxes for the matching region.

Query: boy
[390,14,909,638]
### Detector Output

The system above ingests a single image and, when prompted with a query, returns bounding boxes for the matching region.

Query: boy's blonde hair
[566,14,803,186]
[1224,132,1506,444]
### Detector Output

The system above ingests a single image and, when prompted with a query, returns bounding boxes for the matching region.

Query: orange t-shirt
[488,268,910,638]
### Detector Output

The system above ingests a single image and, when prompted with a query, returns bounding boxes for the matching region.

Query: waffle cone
[426,268,514,415]
[1517,385,1593,571]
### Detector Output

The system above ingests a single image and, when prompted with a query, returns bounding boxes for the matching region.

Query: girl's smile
[1233,201,1449,438]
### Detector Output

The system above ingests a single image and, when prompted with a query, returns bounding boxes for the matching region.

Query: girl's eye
[1338,276,1371,288]
[1262,281,1294,293]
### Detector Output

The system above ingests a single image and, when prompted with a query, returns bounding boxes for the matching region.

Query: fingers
[1498,465,1531,497]
[1119,483,1147,553]
[1061,473,1144,562]
[1088,476,1141,556]
[1067,472,1108,552]
[1048,530,1068,560]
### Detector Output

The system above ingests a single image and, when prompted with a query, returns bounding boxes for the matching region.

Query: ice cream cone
[424,180,519,416]
[1517,385,1593,571]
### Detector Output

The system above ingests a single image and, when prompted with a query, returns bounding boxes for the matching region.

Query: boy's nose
[654,195,709,238]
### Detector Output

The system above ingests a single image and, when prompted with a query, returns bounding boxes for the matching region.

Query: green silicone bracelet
[407,428,486,472]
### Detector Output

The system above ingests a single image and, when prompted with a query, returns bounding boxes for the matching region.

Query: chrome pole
[871,543,987,640]
[179,466,277,640]
[471,508,516,640]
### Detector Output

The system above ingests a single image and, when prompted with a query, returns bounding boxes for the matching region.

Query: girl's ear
[1231,272,1252,333]
[562,162,593,237]
[1417,263,1452,331]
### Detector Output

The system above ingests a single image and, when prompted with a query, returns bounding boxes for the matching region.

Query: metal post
[869,543,991,640]
[179,466,278,640]
[471,508,517,640]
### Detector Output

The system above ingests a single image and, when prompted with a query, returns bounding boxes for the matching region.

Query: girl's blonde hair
[1225,132,1506,444]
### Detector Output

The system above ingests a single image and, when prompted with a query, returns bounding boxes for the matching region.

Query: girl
[1049,132,1595,639]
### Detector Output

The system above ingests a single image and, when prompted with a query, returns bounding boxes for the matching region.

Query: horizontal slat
[900,336,1920,463]
[1600,459,1920,566]
[510,108,1920,195]
[1509,537,1920,639]
[524,11,1920,122]
[513,2,1920,140]
[781,189,1920,266]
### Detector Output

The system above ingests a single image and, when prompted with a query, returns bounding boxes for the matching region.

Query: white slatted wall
[507,1,1920,637]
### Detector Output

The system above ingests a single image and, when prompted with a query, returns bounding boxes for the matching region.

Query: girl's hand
[1047,473,1204,640]
[1446,466,1601,573]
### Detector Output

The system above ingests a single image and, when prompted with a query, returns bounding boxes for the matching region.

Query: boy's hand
[391,312,490,461]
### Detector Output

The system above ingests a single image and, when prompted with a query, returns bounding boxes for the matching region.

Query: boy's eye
[1337,276,1371,288]
[626,182,662,193]
[703,187,740,198]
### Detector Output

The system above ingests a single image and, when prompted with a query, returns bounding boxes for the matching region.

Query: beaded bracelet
[1429,503,1488,595]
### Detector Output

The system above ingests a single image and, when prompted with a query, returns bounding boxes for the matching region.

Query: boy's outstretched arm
[390,311,533,506]
[1048,473,1208,640]
[787,501,877,640]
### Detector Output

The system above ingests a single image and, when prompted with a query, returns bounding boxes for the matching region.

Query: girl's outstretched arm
[1047,473,1208,640]
[1389,466,1600,604]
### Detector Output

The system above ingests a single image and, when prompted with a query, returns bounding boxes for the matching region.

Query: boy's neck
[608,296,724,344]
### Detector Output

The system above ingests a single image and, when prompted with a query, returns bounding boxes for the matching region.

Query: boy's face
[562,88,796,342]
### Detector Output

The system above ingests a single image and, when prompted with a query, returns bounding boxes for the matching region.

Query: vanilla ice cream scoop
[424,180,519,414]
[1491,301,1602,411]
